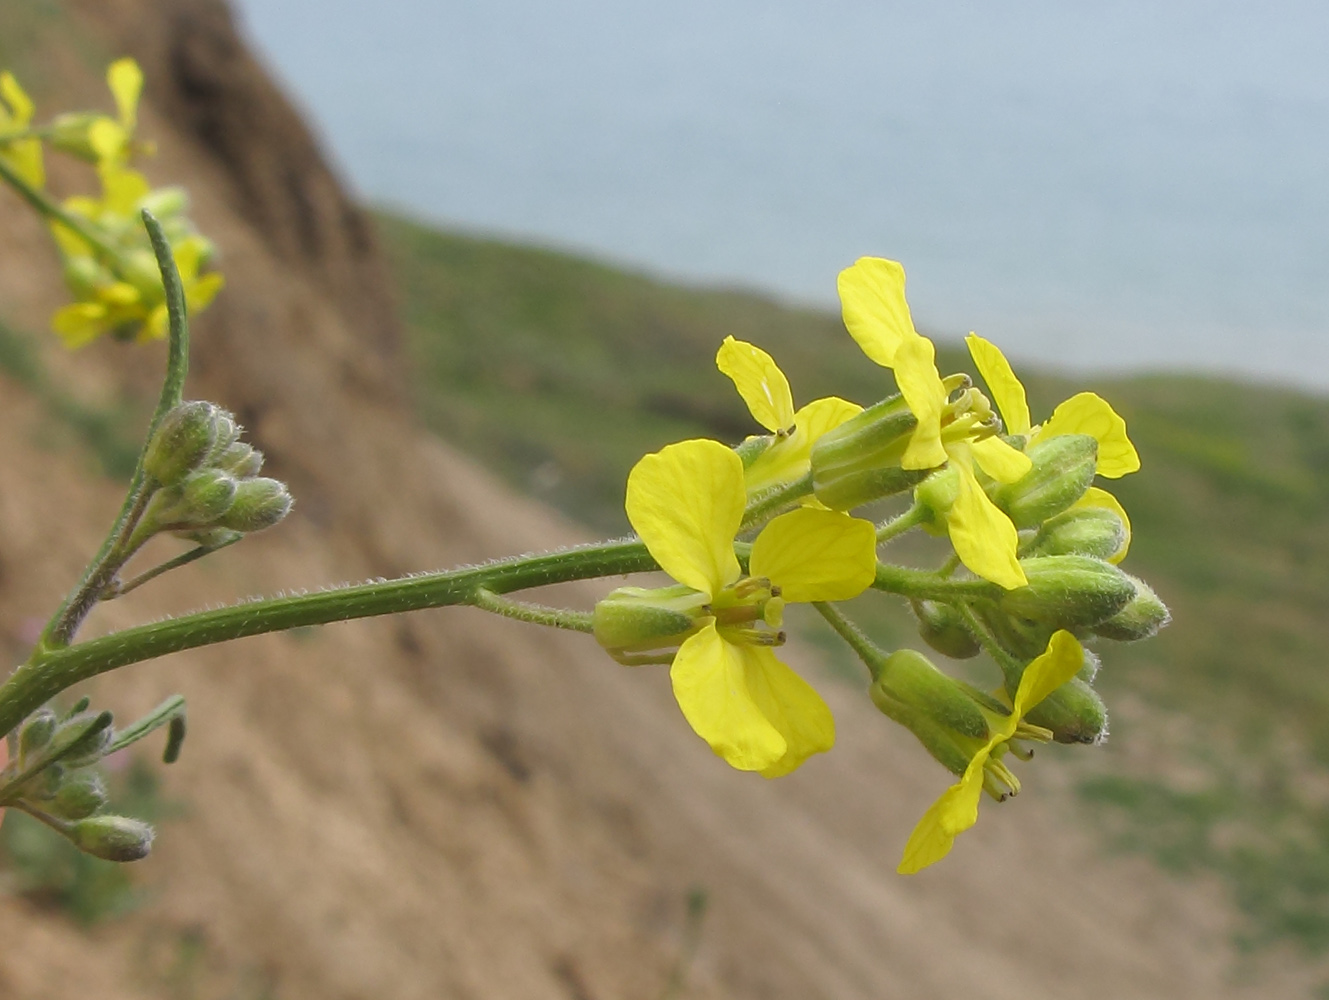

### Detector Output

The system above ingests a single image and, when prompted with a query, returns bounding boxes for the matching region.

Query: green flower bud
[912,467,959,533]
[219,477,292,533]
[593,584,709,664]
[47,112,105,161]
[50,772,108,820]
[143,401,221,486]
[205,411,241,461]
[151,469,238,531]
[138,186,189,220]
[53,711,115,769]
[214,441,264,478]
[870,649,994,775]
[912,600,981,659]
[735,434,775,469]
[69,815,155,862]
[18,709,57,760]
[989,434,1098,529]
[999,555,1136,629]
[975,604,1054,661]
[1093,575,1170,641]
[1026,504,1127,561]
[810,395,928,510]
[120,249,166,301]
[1020,675,1108,745]
[62,255,106,299]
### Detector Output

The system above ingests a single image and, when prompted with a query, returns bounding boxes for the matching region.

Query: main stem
[0,538,657,738]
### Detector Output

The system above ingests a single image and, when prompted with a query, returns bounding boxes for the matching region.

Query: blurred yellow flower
[0,71,44,189]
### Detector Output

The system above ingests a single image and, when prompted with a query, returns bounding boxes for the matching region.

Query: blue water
[230,0,1329,391]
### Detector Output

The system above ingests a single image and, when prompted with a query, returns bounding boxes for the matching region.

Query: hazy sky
[229,1,1329,390]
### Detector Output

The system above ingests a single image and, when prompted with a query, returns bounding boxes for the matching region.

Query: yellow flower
[965,333,1140,478]
[898,629,1085,874]
[716,335,861,494]
[627,438,878,776]
[837,257,1032,589]
[88,58,144,168]
[0,71,44,189]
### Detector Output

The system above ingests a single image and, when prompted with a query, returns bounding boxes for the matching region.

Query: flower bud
[912,467,959,532]
[62,255,106,300]
[138,186,189,220]
[219,477,292,533]
[18,709,57,760]
[47,112,106,161]
[143,401,221,486]
[990,434,1098,529]
[69,815,155,862]
[593,585,709,664]
[810,395,928,510]
[120,249,165,301]
[215,441,264,479]
[912,600,981,659]
[999,555,1136,629]
[870,649,997,776]
[53,711,115,768]
[1092,575,1170,641]
[50,772,108,820]
[1020,675,1108,744]
[1026,504,1126,561]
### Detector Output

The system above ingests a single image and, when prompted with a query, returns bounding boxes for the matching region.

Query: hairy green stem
[871,561,998,603]
[472,587,594,632]
[875,504,926,544]
[39,211,189,650]
[739,473,813,530]
[952,600,1023,676]
[1,538,657,738]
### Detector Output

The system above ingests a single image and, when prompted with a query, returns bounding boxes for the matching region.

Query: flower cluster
[595,256,1167,872]
[0,58,223,347]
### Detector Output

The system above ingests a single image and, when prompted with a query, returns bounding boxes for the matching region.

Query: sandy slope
[0,1,1318,997]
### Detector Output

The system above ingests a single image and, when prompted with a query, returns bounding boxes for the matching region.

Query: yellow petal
[898,752,988,874]
[1041,392,1140,478]
[626,439,745,596]
[946,460,1026,589]
[742,396,862,494]
[894,334,948,469]
[0,72,34,126]
[837,257,916,367]
[143,304,169,341]
[965,333,1032,435]
[740,645,835,778]
[970,435,1032,485]
[108,58,143,131]
[88,118,127,164]
[1073,486,1131,564]
[1011,630,1084,722]
[716,335,796,433]
[99,164,150,215]
[749,507,878,603]
[185,272,225,313]
[670,625,787,771]
[52,303,111,349]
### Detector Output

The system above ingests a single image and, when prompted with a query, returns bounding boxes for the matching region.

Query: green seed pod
[219,477,292,532]
[999,555,1136,629]
[1026,505,1127,562]
[912,600,982,659]
[990,434,1098,529]
[1020,675,1108,745]
[51,772,108,820]
[69,815,155,862]
[143,401,221,486]
[1093,575,1170,641]
[810,395,927,510]
[17,709,57,760]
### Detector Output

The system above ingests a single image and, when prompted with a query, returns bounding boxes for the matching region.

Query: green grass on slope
[379,209,1329,961]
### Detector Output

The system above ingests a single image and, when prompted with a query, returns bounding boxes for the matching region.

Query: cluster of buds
[0,58,223,347]
[591,256,1169,873]
[132,401,292,553]
[0,698,183,863]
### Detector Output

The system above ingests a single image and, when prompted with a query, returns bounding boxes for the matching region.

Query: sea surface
[230,0,1329,391]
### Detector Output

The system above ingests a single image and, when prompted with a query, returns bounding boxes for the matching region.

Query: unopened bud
[18,709,57,760]
[810,396,927,510]
[69,815,155,862]
[999,555,1136,629]
[138,187,189,220]
[1020,675,1108,744]
[54,711,115,768]
[913,467,959,531]
[1026,504,1126,561]
[990,434,1097,529]
[51,772,108,820]
[593,585,708,663]
[144,401,221,485]
[62,255,105,299]
[215,441,264,478]
[912,601,981,659]
[47,112,106,161]
[219,477,292,532]
[1093,575,1170,641]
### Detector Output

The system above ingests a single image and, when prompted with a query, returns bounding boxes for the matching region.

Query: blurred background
[0,1,1327,998]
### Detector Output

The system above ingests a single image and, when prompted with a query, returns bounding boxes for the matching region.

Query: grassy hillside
[379,211,1329,961]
